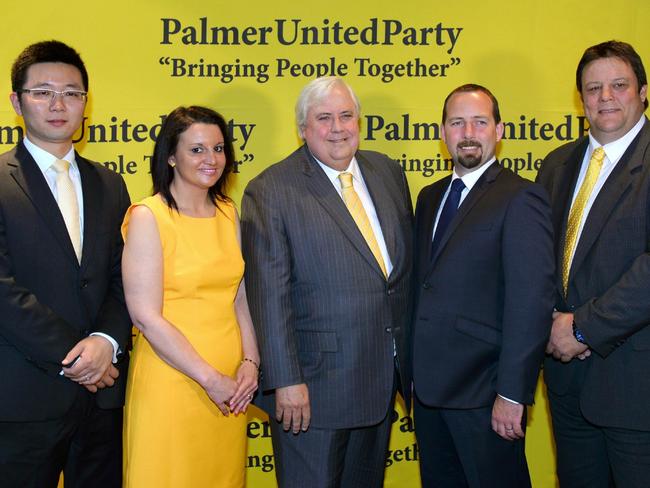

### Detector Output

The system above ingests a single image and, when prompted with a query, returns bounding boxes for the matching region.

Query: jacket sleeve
[241,174,303,391]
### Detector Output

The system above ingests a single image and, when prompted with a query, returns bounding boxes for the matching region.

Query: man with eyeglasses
[0,40,131,488]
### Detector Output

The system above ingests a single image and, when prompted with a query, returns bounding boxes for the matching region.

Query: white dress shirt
[431,157,497,240]
[22,137,119,363]
[566,115,646,267]
[23,137,85,243]
[315,155,394,277]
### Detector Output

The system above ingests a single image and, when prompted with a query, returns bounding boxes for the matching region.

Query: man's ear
[9,92,23,116]
[496,122,505,143]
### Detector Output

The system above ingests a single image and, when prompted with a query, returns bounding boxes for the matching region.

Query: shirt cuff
[498,394,520,405]
[90,332,120,363]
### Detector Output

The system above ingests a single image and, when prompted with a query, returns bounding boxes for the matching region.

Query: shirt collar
[588,115,646,163]
[22,136,77,173]
[452,157,497,192]
[313,153,361,187]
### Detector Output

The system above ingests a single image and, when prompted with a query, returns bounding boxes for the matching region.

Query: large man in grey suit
[538,40,650,487]
[241,76,413,488]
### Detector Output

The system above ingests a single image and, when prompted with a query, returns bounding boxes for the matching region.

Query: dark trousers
[0,388,122,488]
[270,407,393,488]
[548,388,650,488]
[414,395,531,488]
[270,368,398,488]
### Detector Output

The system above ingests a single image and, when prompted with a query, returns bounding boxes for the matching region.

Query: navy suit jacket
[413,163,555,408]
[0,142,131,421]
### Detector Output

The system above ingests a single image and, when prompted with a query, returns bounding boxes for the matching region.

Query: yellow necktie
[338,172,387,278]
[562,147,605,294]
[52,159,81,262]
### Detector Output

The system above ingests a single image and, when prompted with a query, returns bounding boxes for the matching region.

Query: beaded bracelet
[241,357,260,370]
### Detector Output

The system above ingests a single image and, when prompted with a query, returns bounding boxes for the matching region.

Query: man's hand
[95,364,120,389]
[276,383,310,434]
[83,365,120,393]
[491,396,525,441]
[61,336,114,385]
[546,311,589,362]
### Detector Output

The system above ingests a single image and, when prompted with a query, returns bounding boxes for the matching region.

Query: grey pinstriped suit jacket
[241,145,413,429]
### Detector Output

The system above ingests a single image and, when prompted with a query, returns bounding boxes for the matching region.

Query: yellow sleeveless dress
[122,194,246,488]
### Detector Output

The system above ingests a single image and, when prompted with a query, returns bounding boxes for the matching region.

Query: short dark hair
[576,40,648,110]
[442,84,501,123]
[11,40,88,93]
[151,106,235,211]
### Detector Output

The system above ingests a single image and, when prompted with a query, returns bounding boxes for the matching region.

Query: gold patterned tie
[339,172,387,277]
[52,159,81,262]
[562,147,605,295]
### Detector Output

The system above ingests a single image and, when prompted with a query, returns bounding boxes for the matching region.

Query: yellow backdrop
[2,1,648,486]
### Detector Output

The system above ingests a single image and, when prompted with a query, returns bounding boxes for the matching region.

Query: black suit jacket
[0,142,131,421]
[537,120,650,431]
[413,163,555,408]
[242,145,413,429]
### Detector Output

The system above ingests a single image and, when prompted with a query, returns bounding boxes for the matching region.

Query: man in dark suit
[412,84,555,487]
[241,76,413,488]
[0,41,131,487]
[538,40,650,488]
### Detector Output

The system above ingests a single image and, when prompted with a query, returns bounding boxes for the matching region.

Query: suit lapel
[77,154,101,271]
[427,163,502,272]
[550,140,588,293]
[570,125,650,283]
[357,152,400,275]
[9,143,79,265]
[300,146,386,279]
[417,177,448,268]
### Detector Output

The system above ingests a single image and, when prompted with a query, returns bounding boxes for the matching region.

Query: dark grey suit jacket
[537,119,650,431]
[413,163,555,408]
[241,145,413,429]
[0,142,132,421]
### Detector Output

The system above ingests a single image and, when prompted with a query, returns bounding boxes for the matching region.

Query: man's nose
[49,92,66,110]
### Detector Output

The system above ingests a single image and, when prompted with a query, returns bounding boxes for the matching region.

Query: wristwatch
[572,320,586,344]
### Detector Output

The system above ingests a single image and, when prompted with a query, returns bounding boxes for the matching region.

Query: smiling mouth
[458,143,481,152]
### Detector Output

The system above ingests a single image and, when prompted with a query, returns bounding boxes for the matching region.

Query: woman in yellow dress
[121,106,259,487]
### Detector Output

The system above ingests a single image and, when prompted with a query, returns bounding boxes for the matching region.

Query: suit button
[385,327,392,333]
[387,289,394,296]
[423,282,431,289]
[80,280,88,289]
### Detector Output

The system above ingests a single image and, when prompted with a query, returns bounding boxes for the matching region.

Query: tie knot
[590,147,606,167]
[450,178,466,194]
[339,172,354,189]
[52,159,70,174]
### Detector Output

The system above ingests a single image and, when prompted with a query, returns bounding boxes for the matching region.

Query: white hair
[295,77,361,138]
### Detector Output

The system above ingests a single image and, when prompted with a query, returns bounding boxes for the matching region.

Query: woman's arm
[122,205,237,415]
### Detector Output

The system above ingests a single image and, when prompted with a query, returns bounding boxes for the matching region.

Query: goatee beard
[457,154,482,170]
